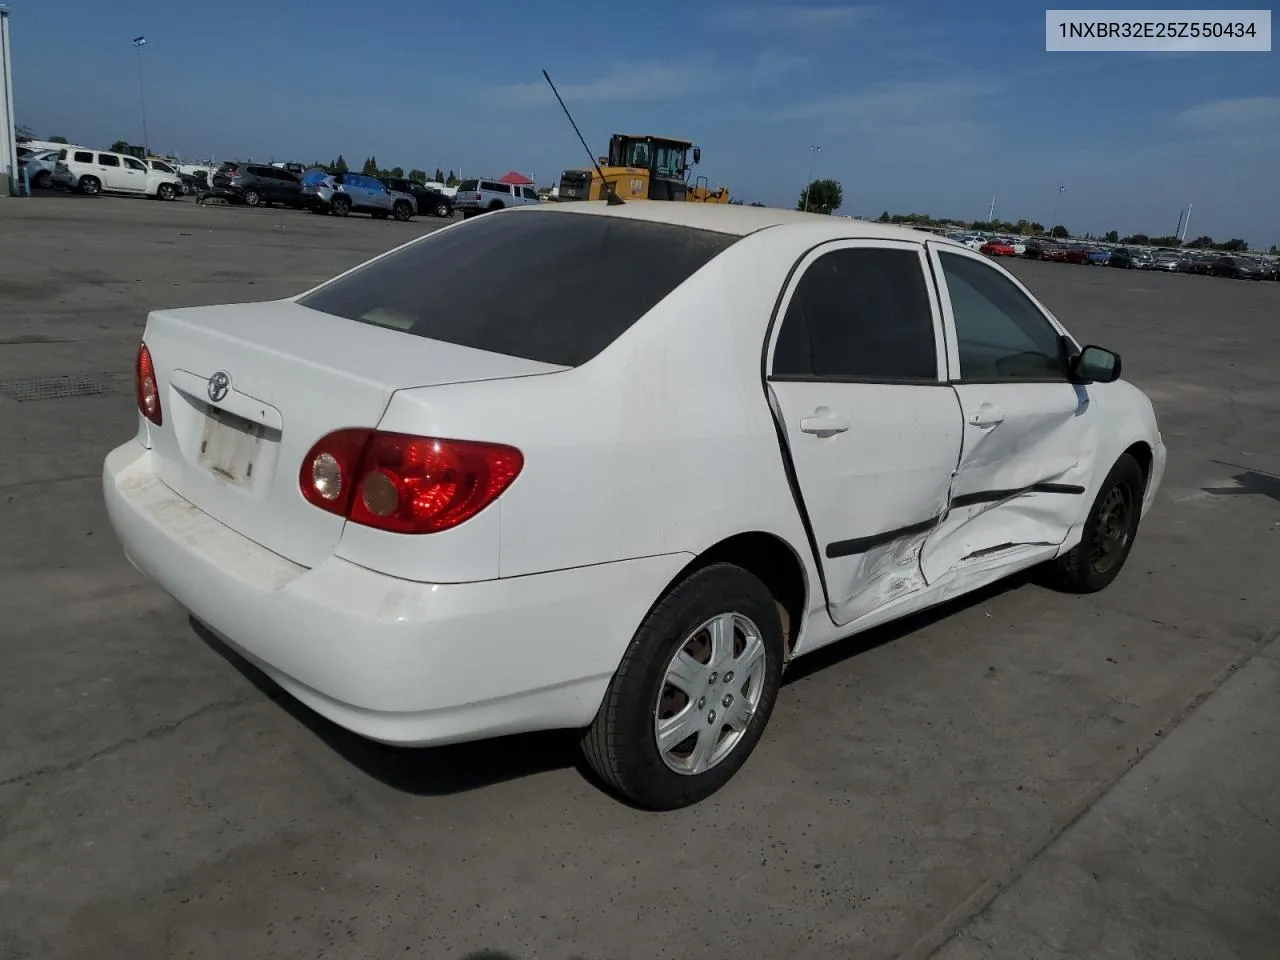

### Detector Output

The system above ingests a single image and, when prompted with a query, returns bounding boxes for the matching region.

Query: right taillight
[299,430,523,535]
[135,341,162,425]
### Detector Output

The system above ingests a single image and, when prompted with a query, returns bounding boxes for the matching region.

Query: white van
[54,148,183,200]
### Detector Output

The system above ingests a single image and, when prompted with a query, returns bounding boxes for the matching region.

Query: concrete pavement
[1,196,1277,959]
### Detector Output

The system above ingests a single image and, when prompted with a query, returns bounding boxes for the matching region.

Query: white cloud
[724,4,876,35]
[483,61,726,106]
[1174,96,1280,139]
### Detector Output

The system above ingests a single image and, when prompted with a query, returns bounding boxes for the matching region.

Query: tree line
[309,155,461,185]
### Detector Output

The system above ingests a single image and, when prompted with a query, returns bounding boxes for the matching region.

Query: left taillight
[299,430,523,535]
[135,341,162,425]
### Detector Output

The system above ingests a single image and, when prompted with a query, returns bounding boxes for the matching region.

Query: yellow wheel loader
[554,134,729,204]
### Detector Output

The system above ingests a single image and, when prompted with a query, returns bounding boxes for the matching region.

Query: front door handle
[969,403,1006,428]
[800,408,849,437]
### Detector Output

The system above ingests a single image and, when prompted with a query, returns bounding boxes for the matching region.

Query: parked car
[211,163,306,208]
[1023,237,1065,261]
[1108,248,1153,269]
[53,148,182,200]
[1152,251,1191,272]
[1210,255,1266,280]
[1063,244,1091,265]
[379,177,454,218]
[979,239,1016,257]
[1187,250,1219,275]
[1086,248,1111,266]
[17,145,59,189]
[453,178,541,217]
[103,204,1165,810]
[301,171,416,220]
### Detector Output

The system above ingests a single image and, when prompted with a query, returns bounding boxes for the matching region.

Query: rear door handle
[800,409,849,436]
[969,403,1006,428]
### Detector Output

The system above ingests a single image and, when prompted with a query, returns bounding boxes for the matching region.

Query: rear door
[919,243,1097,580]
[766,240,963,627]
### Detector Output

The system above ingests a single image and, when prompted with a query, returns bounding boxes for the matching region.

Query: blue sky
[10,1,1278,245]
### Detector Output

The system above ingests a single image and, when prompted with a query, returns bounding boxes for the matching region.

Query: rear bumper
[103,440,691,746]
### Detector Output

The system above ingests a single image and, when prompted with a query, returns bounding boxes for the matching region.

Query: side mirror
[1069,344,1122,384]
[693,147,701,164]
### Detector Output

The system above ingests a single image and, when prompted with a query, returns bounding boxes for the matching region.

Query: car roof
[514,200,972,247]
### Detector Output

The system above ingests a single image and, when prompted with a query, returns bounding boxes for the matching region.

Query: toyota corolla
[104,202,1166,810]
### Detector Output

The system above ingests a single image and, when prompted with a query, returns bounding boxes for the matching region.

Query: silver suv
[301,171,416,220]
[453,178,541,218]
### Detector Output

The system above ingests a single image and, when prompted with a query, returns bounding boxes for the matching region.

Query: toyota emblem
[207,371,231,403]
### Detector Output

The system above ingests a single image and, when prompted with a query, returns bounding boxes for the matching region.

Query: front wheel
[581,563,785,810]
[1051,453,1145,593]
[157,183,176,201]
[435,201,451,218]
[34,170,54,189]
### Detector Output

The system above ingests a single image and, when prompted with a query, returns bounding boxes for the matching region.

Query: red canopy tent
[498,171,534,185]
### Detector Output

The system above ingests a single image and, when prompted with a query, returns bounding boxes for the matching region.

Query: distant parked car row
[200,163,458,221]
[988,235,1280,281]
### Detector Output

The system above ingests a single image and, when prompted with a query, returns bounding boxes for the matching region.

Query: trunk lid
[141,300,565,568]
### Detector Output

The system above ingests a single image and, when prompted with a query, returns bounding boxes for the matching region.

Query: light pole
[1,4,16,198]
[803,144,821,212]
[1049,184,1065,234]
[132,36,149,157]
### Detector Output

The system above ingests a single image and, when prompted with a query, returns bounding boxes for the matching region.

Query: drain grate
[0,375,120,402]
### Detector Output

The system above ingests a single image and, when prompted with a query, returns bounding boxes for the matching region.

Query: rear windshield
[457,179,478,192]
[298,211,738,367]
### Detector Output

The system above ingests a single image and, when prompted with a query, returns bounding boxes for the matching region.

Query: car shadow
[192,618,579,796]
[193,572,1033,798]
[1202,465,1280,504]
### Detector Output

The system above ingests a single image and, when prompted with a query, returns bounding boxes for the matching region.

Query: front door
[96,153,128,191]
[121,155,149,192]
[766,240,963,627]
[919,244,1098,581]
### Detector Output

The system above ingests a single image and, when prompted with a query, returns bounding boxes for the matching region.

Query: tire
[34,170,54,189]
[330,195,351,217]
[435,201,450,218]
[78,175,101,196]
[581,563,785,810]
[242,189,261,207]
[487,201,504,213]
[393,201,413,222]
[157,182,176,201]
[1051,453,1145,594]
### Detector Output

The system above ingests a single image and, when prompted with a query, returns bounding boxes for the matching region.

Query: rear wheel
[487,201,504,213]
[581,563,785,810]
[1051,454,1145,593]
[242,188,261,207]
[435,201,450,218]
[78,175,101,196]
[34,170,54,189]
[392,201,413,221]
[330,195,351,217]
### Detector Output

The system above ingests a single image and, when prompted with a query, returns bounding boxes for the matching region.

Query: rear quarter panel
[372,230,818,582]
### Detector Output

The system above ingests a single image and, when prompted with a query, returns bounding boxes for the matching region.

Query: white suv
[54,148,182,200]
[453,178,540,217]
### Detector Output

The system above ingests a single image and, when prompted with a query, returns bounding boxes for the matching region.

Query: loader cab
[607,134,699,201]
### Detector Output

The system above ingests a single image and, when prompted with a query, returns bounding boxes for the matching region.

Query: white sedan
[103,202,1166,810]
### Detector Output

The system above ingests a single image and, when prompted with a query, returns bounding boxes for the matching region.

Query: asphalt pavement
[1,196,1277,960]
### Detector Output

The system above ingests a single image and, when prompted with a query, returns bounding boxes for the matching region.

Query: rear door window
[298,212,738,367]
[772,246,938,381]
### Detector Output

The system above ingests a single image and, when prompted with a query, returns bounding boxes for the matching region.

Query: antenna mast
[542,69,623,205]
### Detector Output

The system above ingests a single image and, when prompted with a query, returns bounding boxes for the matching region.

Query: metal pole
[1050,185,1064,231]
[1175,209,1184,239]
[803,144,820,212]
[132,37,150,157]
[0,6,16,198]
[1181,203,1193,242]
